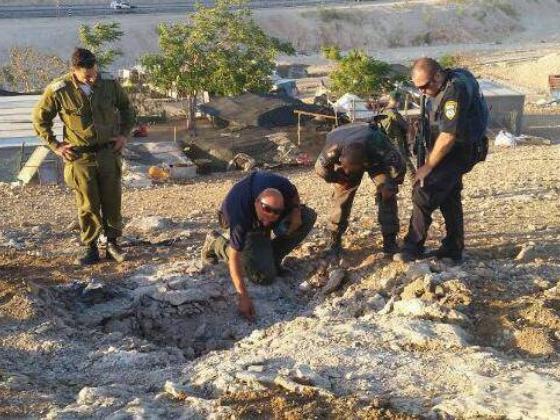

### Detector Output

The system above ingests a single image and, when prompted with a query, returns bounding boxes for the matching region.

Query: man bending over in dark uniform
[201,171,316,320]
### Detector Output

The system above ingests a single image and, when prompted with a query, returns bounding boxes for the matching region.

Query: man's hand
[415,164,433,187]
[238,294,255,322]
[112,135,128,153]
[228,247,255,321]
[54,142,77,162]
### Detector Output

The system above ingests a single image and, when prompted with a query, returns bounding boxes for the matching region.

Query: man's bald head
[255,188,285,226]
[411,57,445,97]
[258,188,284,208]
[412,57,442,79]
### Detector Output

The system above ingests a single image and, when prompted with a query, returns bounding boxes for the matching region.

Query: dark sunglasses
[259,200,284,216]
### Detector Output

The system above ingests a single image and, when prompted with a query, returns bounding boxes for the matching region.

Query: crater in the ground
[52,267,306,360]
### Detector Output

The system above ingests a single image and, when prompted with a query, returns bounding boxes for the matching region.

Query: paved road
[0,1,355,19]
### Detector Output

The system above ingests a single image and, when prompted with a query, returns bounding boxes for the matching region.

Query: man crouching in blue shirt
[201,171,317,321]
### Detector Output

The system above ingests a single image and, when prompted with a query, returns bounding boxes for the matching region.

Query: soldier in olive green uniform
[315,122,406,257]
[32,48,135,266]
[380,91,415,177]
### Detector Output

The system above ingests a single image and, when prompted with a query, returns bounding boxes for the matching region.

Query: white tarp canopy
[333,93,376,121]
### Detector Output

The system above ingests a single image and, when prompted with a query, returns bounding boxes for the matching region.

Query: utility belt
[71,142,114,155]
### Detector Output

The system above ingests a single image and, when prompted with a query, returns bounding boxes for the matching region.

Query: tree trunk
[185,94,197,137]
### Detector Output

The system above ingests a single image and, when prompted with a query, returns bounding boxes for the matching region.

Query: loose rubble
[1,144,560,417]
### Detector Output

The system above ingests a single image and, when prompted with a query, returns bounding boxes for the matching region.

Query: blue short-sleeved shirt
[220,171,298,251]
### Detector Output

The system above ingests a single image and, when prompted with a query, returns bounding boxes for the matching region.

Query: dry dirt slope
[2,0,560,71]
[0,142,560,418]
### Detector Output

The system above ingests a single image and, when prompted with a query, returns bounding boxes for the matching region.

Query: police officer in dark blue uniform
[201,171,317,320]
[395,57,488,263]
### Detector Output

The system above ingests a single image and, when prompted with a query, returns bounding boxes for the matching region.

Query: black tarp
[199,93,320,128]
[0,89,24,96]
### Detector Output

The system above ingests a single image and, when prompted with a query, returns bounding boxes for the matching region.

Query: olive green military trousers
[328,172,400,237]
[63,148,122,245]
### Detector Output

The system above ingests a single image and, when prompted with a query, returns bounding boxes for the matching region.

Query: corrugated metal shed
[0,95,63,148]
[0,94,62,183]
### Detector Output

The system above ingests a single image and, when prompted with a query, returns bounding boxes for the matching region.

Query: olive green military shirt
[380,107,408,146]
[32,72,135,152]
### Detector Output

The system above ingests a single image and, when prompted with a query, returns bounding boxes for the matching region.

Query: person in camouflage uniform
[32,48,135,266]
[315,122,406,257]
[380,90,415,177]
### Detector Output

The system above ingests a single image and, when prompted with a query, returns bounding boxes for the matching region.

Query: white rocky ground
[1,140,560,418]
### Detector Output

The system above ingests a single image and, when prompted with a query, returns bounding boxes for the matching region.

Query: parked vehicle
[110,1,132,10]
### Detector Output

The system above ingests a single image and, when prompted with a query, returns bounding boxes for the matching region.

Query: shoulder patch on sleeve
[50,80,66,92]
[100,72,115,80]
[444,100,458,120]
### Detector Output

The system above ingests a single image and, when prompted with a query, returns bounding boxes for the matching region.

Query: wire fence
[0,147,21,182]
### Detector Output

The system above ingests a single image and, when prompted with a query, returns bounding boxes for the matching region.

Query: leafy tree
[141,0,294,132]
[79,22,124,69]
[439,53,460,69]
[321,45,342,61]
[323,47,395,98]
[0,46,66,92]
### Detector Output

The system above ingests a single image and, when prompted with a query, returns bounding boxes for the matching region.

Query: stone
[405,262,432,281]
[532,276,553,290]
[378,296,395,315]
[126,216,172,233]
[178,230,193,239]
[31,224,50,235]
[1,374,31,391]
[434,285,445,297]
[293,364,332,390]
[392,298,469,323]
[432,371,560,419]
[299,280,312,292]
[390,319,470,349]
[163,381,191,400]
[274,375,333,397]
[323,268,347,294]
[65,220,80,231]
[401,276,432,300]
[365,294,386,311]
[151,287,219,306]
[234,371,274,391]
[247,365,265,373]
[378,266,399,289]
[76,386,129,406]
[515,244,538,262]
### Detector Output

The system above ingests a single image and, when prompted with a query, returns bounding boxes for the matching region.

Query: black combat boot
[106,239,126,263]
[75,244,100,266]
[426,247,463,264]
[382,234,399,259]
[326,230,343,257]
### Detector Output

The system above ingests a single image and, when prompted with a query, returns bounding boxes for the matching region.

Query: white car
[110,1,131,10]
